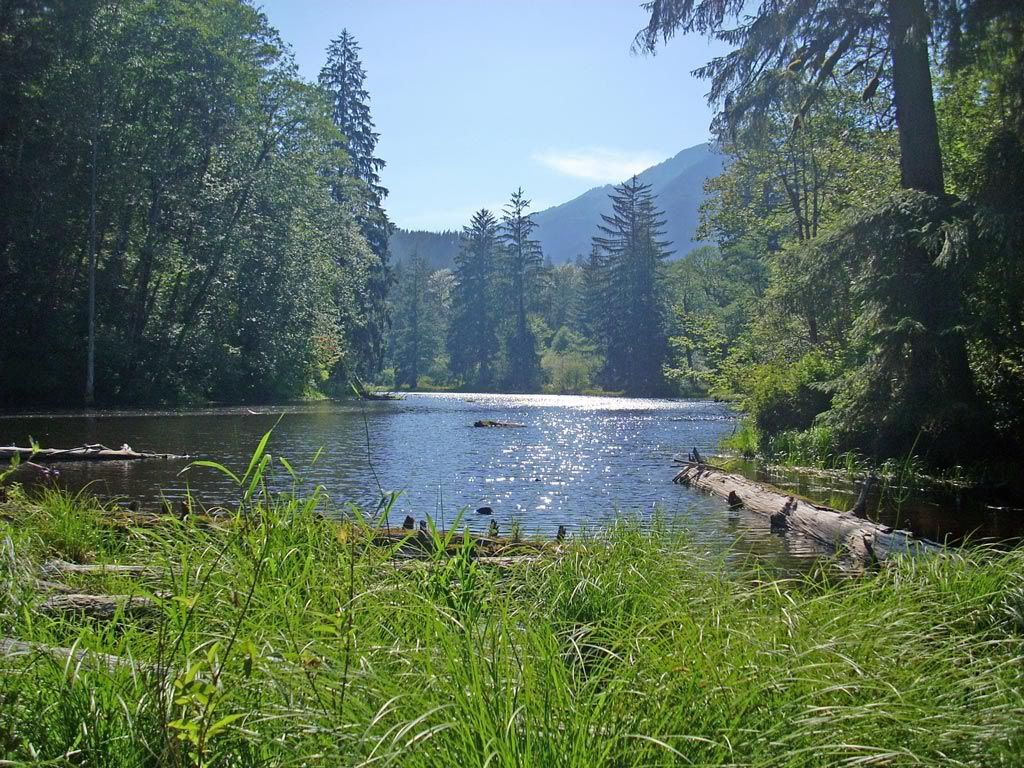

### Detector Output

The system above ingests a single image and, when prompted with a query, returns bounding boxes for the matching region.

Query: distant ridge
[389,141,724,268]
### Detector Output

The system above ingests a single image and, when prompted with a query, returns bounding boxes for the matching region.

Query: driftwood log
[673,460,941,563]
[37,593,157,621]
[473,420,525,428]
[0,638,156,674]
[39,559,166,580]
[0,443,185,462]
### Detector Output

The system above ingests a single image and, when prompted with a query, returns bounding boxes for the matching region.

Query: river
[2,393,1018,567]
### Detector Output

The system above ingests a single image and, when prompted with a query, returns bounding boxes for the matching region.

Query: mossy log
[0,443,185,462]
[673,460,942,563]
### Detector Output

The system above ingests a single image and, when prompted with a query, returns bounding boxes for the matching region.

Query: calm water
[4,393,1019,567]
[0,393,842,567]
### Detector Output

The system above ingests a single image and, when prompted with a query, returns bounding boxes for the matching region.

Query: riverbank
[2,485,1022,766]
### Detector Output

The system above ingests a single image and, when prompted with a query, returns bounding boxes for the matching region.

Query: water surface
[10,393,1016,567]
[1,393,839,566]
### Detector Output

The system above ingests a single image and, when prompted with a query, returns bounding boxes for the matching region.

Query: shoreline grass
[1,482,1023,766]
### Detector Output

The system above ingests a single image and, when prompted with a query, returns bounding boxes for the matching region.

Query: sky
[257,1,726,231]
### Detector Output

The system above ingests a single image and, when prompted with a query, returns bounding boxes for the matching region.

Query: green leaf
[181,460,241,485]
[206,712,246,739]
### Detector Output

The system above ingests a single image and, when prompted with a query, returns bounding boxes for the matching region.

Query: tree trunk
[888,0,945,194]
[85,121,98,405]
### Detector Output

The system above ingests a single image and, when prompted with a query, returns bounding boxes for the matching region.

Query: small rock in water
[487,519,499,537]
[556,524,566,542]
[402,515,415,530]
[476,506,493,515]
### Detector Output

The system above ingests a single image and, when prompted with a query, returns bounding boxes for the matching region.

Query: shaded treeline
[635,0,1024,469]
[0,1,389,406]
[388,180,678,396]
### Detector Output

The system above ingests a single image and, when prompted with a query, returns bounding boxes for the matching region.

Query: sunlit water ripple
[1,393,834,569]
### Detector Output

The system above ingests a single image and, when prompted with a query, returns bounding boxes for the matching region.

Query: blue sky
[257,1,726,231]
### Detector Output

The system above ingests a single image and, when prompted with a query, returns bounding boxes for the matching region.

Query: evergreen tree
[448,209,500,389]
[591,176,672,395]
[319,29,391,379]
[391,253,434,389]
[498,188,543,392]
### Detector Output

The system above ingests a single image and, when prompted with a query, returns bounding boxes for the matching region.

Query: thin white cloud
[533,147,662,183]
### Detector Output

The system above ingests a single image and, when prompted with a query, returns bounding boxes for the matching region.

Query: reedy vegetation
[1,472,1023,766]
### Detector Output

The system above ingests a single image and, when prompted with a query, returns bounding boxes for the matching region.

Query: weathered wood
[0,638,156,674]
[39,559,166,580]
[673,460,941,563]
[0,443,185,463]
[37,593,157,620]
[473,420,525,428]
[396,554,541,571]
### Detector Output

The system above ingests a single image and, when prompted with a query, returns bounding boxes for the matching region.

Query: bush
[740,350,837,437]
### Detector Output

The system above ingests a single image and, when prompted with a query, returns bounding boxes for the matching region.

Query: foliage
[639,0,1024,468]
[541,327,599,394]
[498,189,544,392]
[0,2,385,406]
[319,29,392,380]
[588,177,672,396]
[448,209,502,390]
[2,487,1024,765]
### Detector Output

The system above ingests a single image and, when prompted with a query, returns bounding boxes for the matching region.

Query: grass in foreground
[1,484,1023,767]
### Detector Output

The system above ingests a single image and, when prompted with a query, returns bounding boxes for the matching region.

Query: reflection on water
[4,393,1014,569]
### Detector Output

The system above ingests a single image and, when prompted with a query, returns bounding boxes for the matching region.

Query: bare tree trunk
[85,120,98,405]
[888,0,945,195]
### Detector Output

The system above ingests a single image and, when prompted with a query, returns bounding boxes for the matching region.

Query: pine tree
[591,176,672,395]
[498,188,543,392]
[391,253,433,389]
[319,29,391,378]
[448,209,500,389]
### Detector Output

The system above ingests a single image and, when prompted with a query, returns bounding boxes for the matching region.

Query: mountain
[531,142,723,264]
[388,142,724,268]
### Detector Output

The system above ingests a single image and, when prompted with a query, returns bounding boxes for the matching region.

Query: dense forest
[387,0,1024,470]
[0,1,390,405]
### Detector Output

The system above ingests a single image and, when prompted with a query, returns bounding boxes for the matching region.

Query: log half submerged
[0,443,185,462]
[673,460,942,563]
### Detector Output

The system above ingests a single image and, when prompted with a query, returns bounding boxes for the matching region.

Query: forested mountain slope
[532,142,724,263]
[389,142,724,266]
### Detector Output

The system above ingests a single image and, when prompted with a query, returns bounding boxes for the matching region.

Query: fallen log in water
[0,443,185,463]
[672,460,942,563]
[473,420,525,428]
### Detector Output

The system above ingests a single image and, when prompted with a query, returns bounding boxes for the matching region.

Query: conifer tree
[591,176,672,395]
[448,209,500,389]
[391,253,434,389]
[319,29,391,378]
[499,188,543,392]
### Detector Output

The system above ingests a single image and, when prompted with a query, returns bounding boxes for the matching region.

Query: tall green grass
[1,481,1022,766]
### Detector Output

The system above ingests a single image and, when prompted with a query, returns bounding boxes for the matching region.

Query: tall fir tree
[591,176,672,395]
[391,253,433,389]
[448,209,500,389]
[319,29,391,379]
[499,188,543,392]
